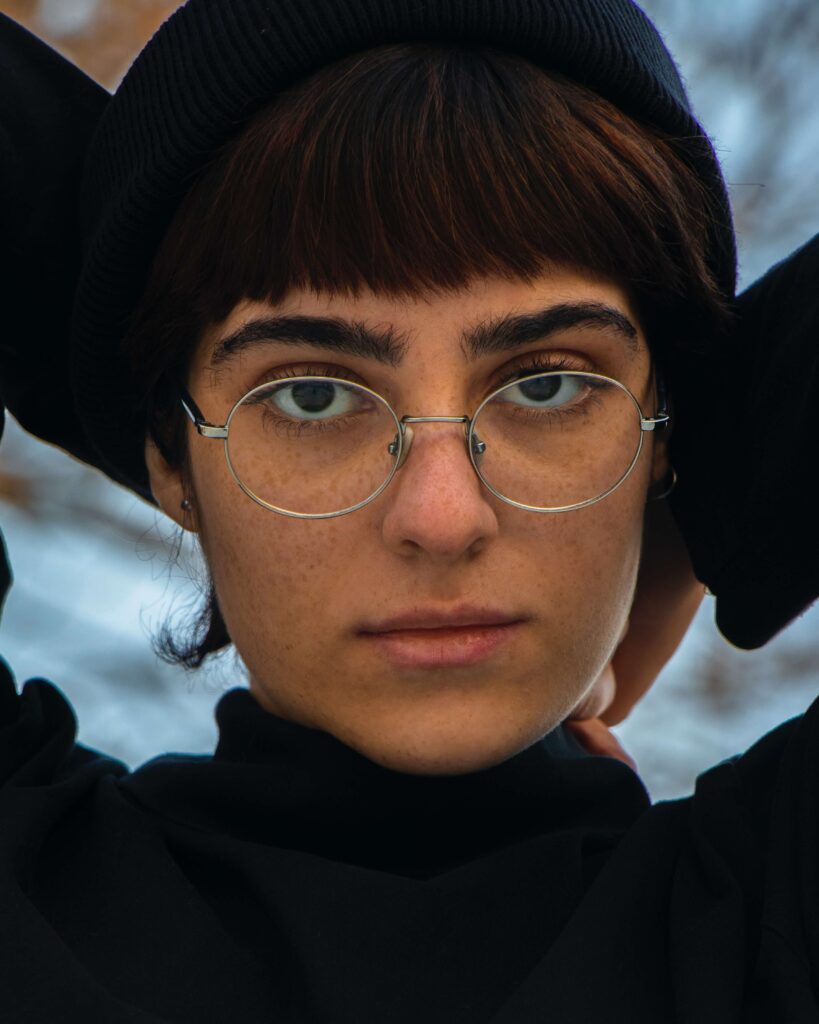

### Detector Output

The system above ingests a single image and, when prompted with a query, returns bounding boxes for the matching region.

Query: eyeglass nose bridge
[388,415,487,472]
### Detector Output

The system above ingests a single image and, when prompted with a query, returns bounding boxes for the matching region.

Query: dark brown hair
[126,42,731,667]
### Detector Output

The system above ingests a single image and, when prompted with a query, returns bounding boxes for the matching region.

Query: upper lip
[359,604,526,633]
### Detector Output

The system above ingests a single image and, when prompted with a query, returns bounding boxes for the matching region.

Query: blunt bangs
[128,42,729,407]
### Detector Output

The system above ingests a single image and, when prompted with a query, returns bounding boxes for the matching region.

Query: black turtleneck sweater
[2,657,818,1023]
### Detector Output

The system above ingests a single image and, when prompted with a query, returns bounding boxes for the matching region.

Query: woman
[2,1,819,1020]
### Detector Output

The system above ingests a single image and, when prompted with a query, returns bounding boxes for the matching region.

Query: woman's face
[148,270,668,774]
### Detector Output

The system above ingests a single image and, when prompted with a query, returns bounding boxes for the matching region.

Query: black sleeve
[0,661,127,790]
[0,13,109,463]
[0,16,113,782]
[713,234,819,648]
[0,530,9,621]
[676,690,819,1020]
[669,233,819,649]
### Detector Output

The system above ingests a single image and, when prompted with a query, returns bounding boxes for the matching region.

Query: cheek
[190,447,345,660]
[518,458,647,679]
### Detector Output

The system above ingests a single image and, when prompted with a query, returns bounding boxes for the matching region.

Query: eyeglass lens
[224,372,643,516]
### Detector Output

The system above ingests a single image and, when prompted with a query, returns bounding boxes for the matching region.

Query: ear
[144,437,198,532]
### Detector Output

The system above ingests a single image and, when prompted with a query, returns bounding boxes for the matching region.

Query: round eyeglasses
[179,370,670,519]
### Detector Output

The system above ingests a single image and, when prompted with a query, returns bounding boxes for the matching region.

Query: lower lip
[360,622,524,669]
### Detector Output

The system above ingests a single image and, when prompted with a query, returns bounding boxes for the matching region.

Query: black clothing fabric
[0,16,107,634]
[0,533,9,618]
[70,0,735,501]
[683,233,819,649]
[2,15,818,1017]
[0,14,108,465]
[3,668,819,1022]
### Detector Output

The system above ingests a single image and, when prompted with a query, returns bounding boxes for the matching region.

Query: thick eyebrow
[209,302,638,368]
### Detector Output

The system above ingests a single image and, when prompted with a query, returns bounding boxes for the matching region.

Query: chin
[337,704,560,777]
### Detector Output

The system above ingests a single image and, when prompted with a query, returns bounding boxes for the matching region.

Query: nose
[379,420,500,560]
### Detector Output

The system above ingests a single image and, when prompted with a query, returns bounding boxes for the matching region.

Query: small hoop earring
[650,466,677,501]
[180,498,193,512]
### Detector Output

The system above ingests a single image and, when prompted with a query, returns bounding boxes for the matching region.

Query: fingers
[566,662,616,722]
[564,717,638,772]
[603,499,705,726]
[565,664,637,772]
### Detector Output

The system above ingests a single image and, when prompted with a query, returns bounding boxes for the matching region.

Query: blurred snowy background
[1,0,818,799]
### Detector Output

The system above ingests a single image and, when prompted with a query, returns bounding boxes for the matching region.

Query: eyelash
[257,353,591,393]
[493,353,590,388]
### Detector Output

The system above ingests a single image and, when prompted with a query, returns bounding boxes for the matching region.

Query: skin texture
[147,271,670,776]
[565,499,706,767]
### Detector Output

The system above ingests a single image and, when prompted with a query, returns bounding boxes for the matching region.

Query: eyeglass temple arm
[641,367,671,432]
[178,382,228,439]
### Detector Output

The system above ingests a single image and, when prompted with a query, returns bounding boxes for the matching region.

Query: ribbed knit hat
[71,0,737,500]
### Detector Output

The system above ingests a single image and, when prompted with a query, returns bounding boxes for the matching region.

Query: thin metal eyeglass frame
[178,369,670,519]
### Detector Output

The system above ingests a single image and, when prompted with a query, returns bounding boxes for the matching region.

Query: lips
[360,621,524,670]
[358,604,525,634]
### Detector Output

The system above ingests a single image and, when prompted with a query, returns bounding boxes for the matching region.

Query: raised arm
[566,234,819,764]
[0,13,107,712]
